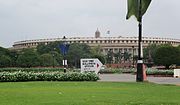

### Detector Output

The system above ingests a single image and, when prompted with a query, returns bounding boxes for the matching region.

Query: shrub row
[99,68,136,74]
[0,68,64,72]
[99,68,174,75]
[0,71,99,82]
[146,68,174,75]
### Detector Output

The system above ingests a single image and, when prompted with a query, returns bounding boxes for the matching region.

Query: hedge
[146,68,174,75]
[0,68,64,72]
[99,68,136,74]
[0,71,99,82]
[99,68,174,75]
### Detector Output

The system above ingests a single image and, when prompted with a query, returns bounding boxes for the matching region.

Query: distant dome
[95,28,100,38]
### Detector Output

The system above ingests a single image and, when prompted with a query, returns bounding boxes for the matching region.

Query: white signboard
[81,59,103,74]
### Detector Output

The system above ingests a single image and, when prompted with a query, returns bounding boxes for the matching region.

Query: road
[98,74,180,85]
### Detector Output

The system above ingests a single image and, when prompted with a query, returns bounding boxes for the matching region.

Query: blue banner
[58,44,69,55]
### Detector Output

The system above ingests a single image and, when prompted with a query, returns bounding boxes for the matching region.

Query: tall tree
[0,55,11,67]
[91,45,105,64]
[16,48,40,67]
[37,41,62,55]
[39,53,58,67]
[124,51,132,62]
[143,44,160,66]
[106,50,114,64]
[67,43,92,68]
[114,51,123,63]
[154,45,180,69]
[0,46,10,56]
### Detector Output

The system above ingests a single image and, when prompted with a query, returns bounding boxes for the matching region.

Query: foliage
[39,53,58,67]
[91,45,106,64]
[91,45,102,55]
[52,51,63,65]
[99,68,174,76]
[146,68,174,75]
[16,48,40,67]
[92,54,105,65]
[114,51,123,63]
[143,44,160,65]
[0,68,64,72]
[8,50,18,67]
[0,55,11,67]
[36,41,61,55]
[67,43,92,68]
[154,45,180,69]
[99,68,136,74]
[0,71,99,82]
[123,51,131,62]
[0,46,10,56]
[106,50,113,64]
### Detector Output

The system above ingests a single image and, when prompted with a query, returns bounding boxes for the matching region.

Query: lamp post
[63,36,67,73]
[136,0,144,82]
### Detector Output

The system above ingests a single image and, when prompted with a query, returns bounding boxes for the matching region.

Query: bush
[146,68,174,75]
[0,68,64,72]
[0,71,99,82]
[99,68,136,74]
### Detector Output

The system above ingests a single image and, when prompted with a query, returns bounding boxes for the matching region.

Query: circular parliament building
[13,30,180,56]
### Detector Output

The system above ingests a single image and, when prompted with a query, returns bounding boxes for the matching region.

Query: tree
[92,54,105,65]
[91,45,105,64]
[0,55,11,67]
[51,51,63,66]
[124,51,131,62]
[0,46,10,56]
[143,44,160,66]
[9,50,19,67]
[114,51,123,63]
[39,53,58,67]
[91,45,102,55]
[16,48,40,67]
[106,50,114,64]
[37,41,62,55]
[67,43,92,68]
[154,45,180,69]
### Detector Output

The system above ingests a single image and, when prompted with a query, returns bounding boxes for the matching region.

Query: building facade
[13,30,180,57]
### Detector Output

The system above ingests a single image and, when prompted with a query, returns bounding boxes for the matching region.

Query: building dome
[95,28,100,38]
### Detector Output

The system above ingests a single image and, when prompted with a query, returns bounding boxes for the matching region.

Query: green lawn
[0,82,179,105]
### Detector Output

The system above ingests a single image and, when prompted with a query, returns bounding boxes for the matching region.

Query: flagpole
[136,0,144,82]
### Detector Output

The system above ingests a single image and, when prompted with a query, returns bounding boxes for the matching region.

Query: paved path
[98,74,180,85]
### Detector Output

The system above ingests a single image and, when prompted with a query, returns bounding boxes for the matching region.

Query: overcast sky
[0,0,180,48]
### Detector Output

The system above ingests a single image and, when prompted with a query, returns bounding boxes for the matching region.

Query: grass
[0,82,180,105]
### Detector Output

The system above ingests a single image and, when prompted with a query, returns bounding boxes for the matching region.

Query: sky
[0,0,180,48]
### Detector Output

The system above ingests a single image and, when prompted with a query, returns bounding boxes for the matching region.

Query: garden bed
[0,71,99,82]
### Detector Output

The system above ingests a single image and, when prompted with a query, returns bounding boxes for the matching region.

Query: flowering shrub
[0,71,99,82]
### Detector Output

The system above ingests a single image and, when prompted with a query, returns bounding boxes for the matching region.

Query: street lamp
[62,36,68,73]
